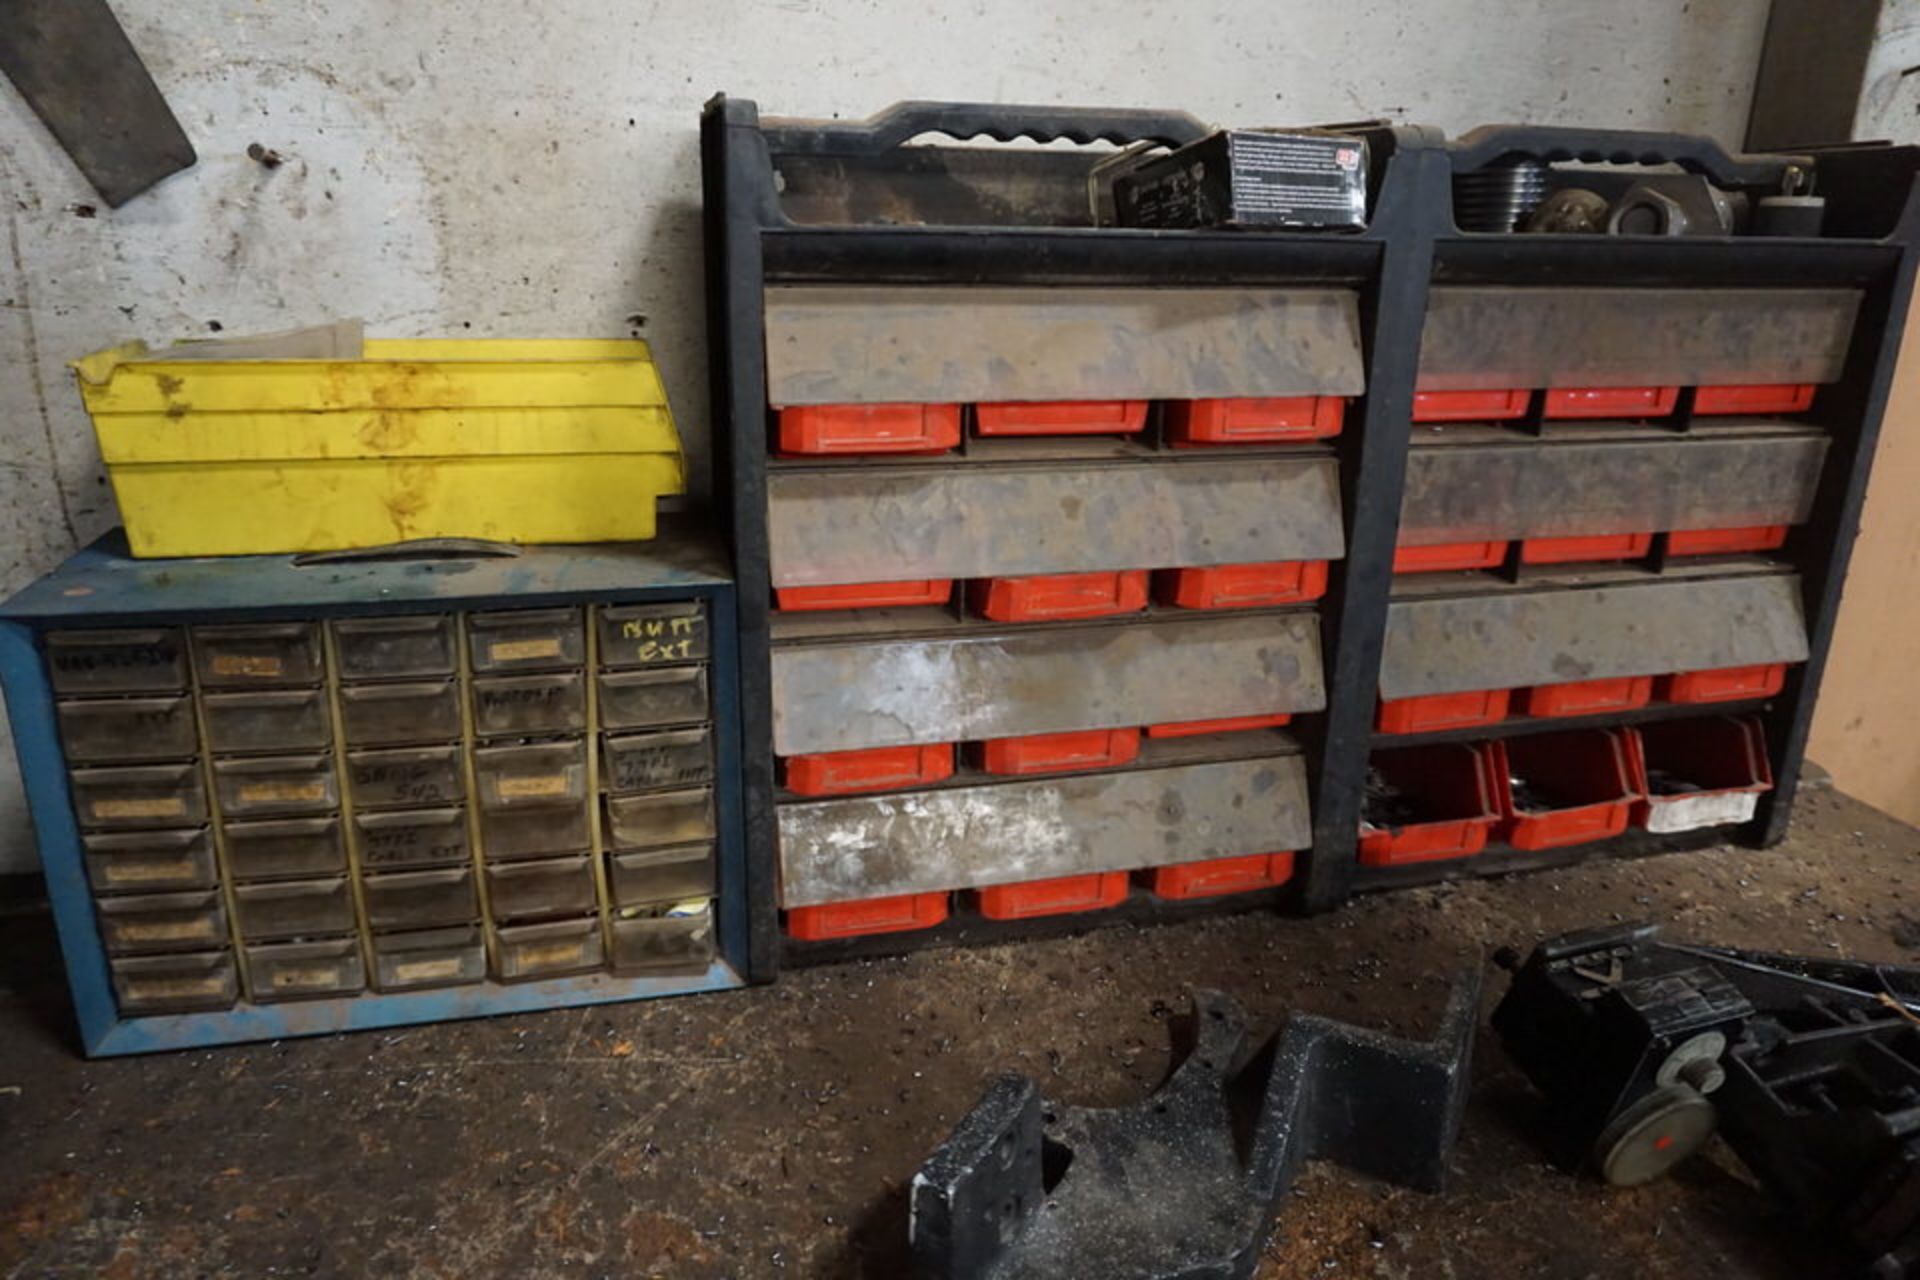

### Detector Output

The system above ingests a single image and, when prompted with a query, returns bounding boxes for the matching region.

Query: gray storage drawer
[471,671,587,737]
[608,843,715,908]
[331,615,456,679]
[467,608,584,673]
[221,815,347,880]
[95,889,228,954]
[244,937,365,1001]
[109,950,238,1014]
[212,753,338,818]
[473,739,587,809]
[339,679,462,747]
[604,787,715,850]
[69,762,207,830]
[57,694,197,763]
[484,854,599,922]
[477,805,591,861]
[602,727,714,794]
[202,688,333,755]
[192,622,323,687]
[372,925,486,991]
[362,866,477,930]
[597,602,709,668]
[233,876,355,941]
[493,917,604,981]
[610,906,714,976]
[354,806,471,870]
[46,628,187,695]
[83,828,217,895]
[598,666,710,730]
[347,745,465,809]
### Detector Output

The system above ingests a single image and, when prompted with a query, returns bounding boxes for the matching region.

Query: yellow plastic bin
[72,337,686,557]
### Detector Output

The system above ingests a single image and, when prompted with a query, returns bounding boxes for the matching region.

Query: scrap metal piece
[910,980,1480,1280]
[0,0,196,206]
[778,752,1310,907]
[768,455,1344,587]
[1380,571,1809,700]
[772,612,1324,755]
[1418,286,1860,390]
[764,286,1365,406]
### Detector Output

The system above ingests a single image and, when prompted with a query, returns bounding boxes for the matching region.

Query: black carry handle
[1449,124,1808,189]
[762,99,1210,158]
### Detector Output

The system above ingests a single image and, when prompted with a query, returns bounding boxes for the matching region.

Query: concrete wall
[0,0,1772,872]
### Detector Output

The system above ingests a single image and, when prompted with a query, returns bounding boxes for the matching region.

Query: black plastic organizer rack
[701,97,1920,969]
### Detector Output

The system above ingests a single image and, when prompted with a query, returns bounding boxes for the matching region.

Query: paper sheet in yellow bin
[72,336,686,557]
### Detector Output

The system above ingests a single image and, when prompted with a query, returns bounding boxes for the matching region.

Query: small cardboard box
[1111,129,1369,230]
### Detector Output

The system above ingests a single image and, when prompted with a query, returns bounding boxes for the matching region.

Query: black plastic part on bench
[702,94,1920,973]
[1495,924,1920,1277]
[908,981,1479,1280]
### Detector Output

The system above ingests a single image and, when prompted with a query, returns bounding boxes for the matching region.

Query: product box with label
[1110,129,1369,231]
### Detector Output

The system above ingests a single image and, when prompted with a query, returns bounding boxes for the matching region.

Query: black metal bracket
[909,978,1479,1279]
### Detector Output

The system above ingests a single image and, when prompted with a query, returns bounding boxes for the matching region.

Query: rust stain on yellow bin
[72,339,686,557]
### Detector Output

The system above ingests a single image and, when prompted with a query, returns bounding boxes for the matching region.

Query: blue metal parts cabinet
[0,525,753,1056]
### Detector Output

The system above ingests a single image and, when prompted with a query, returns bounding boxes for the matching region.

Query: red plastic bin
[1543,386,1680,420]
[1156,561,1329,609]
[1393,540,1509,573]
[974,400,1149,436]
[1693,383,1816,416]
[977,872,1129,920]
[1146,713,1293,738]
[783,744,955,797]
[1358,743,1500,867]
[1412,388,1531,423]
[1520,531,1653,565]
[1146,852,1296,900]
[1625,716,1773,834]
[977,728,1140,776]
[1376,688,1511,735]
[1165,396,1344,444]
[1661,663,1788,704]
[1521,675,1655,719]
[1493,730,1638,851]
[1667,525,1788,556]
[777,403,961,454]
[971,571,1149,622]
[776,580,953,611]
[786,892,949,941]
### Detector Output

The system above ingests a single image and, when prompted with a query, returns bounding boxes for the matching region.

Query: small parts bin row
[1395,525,1789,575]
[1377,661,1792,734]
[1411,381,1816,425]
[46,602,722,1017]
[1359,716,1774,870]
[777,395,1345,454]
[785,852,1300,943]
[776,563,1328,617]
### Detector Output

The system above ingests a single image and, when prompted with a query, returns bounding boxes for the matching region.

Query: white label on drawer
[212,654,284,677]
[393,957,463,983]
[105,859,194,883]
[94,797,186,820]
[271,966,340,990]
[127,975,226,999]
[491,638,563,662]
[123,918,216,943]
[623,638,699,665]
[497,774,569,799]
[239,781,327,804]
[1645,790,1759,834]
[517,941,586,967]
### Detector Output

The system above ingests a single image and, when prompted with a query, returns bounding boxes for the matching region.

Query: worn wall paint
[0,0,1769,871]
